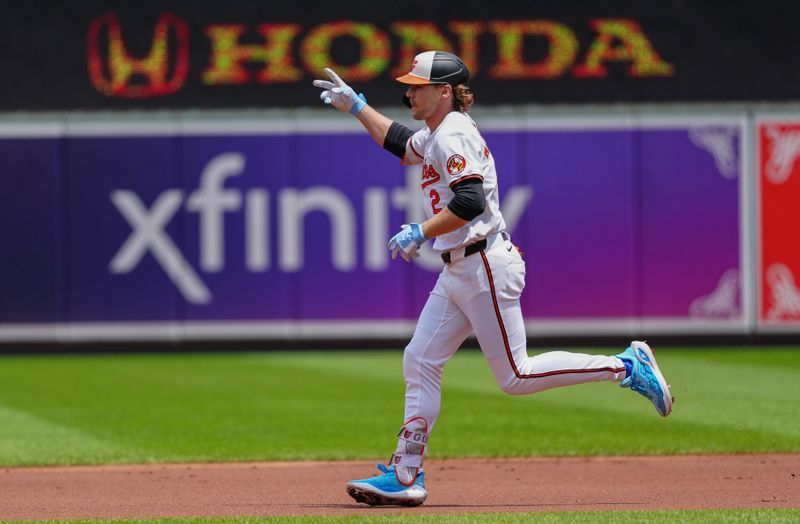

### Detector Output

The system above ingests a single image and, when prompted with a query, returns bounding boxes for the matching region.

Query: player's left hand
[389,223,427,262]
[312,68,367,115]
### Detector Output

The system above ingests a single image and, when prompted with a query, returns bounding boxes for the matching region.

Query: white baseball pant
[403,232,627,430]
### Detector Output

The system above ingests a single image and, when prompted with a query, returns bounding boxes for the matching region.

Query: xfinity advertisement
[0,115,749,341]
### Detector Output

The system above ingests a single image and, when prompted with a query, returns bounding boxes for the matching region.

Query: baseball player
[313,51,673,507]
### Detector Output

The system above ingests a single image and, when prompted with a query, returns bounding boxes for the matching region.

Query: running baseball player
[313,50,673,507]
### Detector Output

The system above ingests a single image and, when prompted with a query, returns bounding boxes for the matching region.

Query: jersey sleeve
[401,129,426,166]
[430,130,484,187]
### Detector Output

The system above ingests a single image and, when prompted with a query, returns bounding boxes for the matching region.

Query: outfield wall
[1,107,799,343]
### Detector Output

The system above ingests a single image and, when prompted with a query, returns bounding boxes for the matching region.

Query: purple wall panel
[66,136,181,321]
[638,127,741,319]
[294,134,410,319]
[522,130,636,318]
[0,138,62,322]
[179,135,293,320]
[0,120,747,337]
[482,130,529,301]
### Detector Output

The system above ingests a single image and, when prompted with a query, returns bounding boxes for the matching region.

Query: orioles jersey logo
[447,154,466,175]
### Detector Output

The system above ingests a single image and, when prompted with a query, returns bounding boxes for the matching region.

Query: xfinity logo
[109,152,532,304]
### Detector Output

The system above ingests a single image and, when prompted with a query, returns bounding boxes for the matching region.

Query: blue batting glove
[312,68,367,115]
[388,223,427,262]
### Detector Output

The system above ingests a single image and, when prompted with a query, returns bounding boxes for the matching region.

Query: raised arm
[313,68,412,159]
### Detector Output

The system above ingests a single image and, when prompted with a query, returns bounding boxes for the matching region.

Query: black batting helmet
[397,51,470,107]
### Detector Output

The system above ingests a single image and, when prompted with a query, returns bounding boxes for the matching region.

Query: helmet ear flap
[403,94,412,108]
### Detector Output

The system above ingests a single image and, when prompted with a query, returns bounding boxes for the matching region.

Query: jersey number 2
[421,164,442,214]
[429,190,441,214]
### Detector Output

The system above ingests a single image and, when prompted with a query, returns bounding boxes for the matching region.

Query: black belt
[441,238,487,264]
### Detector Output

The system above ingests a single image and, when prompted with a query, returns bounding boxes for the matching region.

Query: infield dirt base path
[1,454,799,520]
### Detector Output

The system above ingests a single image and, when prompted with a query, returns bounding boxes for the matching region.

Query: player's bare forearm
[420,208,469,239]
[355,106,393,147]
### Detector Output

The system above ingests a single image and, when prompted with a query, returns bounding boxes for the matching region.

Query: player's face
[406,84,447,120]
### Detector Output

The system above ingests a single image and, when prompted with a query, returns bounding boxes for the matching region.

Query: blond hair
[453,84,474,112]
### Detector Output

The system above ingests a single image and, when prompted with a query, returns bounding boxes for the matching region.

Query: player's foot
[346,464,428,506]
[616,341,674,417]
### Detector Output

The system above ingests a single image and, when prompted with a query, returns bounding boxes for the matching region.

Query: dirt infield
[1,454,798,520]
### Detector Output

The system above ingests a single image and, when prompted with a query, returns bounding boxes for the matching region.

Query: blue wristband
[349,93,367,115]
[409,223,426,244]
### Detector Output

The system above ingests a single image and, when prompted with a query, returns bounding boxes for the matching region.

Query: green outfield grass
[0,347,798,466]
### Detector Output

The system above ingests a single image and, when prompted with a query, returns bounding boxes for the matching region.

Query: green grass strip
[0,347,797,466]
[7,508,800,523]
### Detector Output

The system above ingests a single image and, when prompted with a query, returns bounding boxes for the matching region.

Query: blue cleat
[346,463,428,506]
[616,341,674,417]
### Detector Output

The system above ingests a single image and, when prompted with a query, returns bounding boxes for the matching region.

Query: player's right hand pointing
[312,68,367,115]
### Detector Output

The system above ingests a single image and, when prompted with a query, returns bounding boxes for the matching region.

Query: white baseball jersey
[403,111,506,252]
